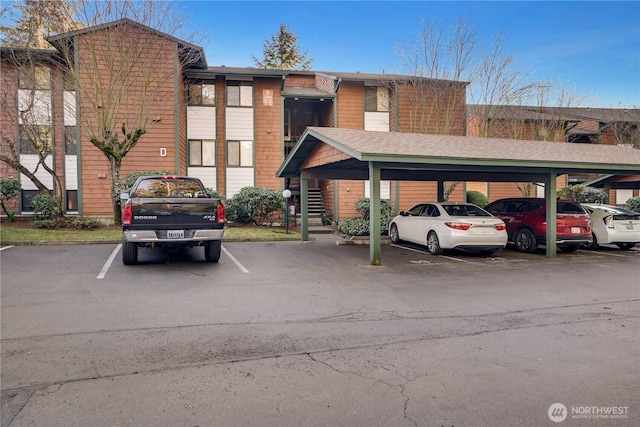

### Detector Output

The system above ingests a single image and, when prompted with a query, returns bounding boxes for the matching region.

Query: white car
[582,204,640,250]
[388,202,507,255]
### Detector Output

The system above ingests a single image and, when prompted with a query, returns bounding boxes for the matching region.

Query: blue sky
[176,0,640,108]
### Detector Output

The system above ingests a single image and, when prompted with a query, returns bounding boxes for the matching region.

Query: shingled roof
[277,127,640,179]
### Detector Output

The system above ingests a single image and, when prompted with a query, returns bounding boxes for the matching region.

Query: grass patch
[0,221,300,244]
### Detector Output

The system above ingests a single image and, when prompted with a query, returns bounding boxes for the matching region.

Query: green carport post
[545,170,557,258]
[369,162,382,266]
[300,176,309,242]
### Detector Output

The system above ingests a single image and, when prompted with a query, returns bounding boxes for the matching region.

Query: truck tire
[122,238,138,265]
[205,240,221,262]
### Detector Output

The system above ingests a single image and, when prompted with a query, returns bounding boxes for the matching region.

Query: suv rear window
[558,202,587,214]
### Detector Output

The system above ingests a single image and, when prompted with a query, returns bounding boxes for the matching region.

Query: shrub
[557,185,607,203]
[31,216,102,229]
[337,198,392,236]
[353,198,392,220]
[31,193,61,220]
[466,191,489,207]
[626,196,640,213]
[225,187,284,226]
[0,178,21,221]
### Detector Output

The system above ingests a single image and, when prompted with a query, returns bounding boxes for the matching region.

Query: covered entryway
[277,127,640,265]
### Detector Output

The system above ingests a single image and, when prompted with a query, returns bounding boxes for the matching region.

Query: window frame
[226,81,253,107]
[227,140,254,167]
[188,139,216,167]
[19,124,52,155]
[188,82,216,106]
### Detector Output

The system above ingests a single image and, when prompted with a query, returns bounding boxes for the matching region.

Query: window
[227,81,253,107]
[189,139,216,166]
[66,190,78,211]
[21,190,39,211]
[64,126,77,155]
[19,125,51,154]
[406,204,425,216]
[18,67,51,90]
[188,83,215,106]
[227,140,253,166]
[365,86,389,112]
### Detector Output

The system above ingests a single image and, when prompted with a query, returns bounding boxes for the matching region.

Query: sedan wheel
[389,223,400,243]
[426,231,443,255]
[616,242,636,250]
[583,233,598,250]
[514,228,537,253]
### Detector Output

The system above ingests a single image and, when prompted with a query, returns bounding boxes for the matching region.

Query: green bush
[626,196,640,213]
[353,198,392,220]
[337,216,391,236]
[337,198,392,236]
[31,193,60,220]
[0,178,21,221]
[466,191,489,207]
[557,185,607,203]
[225,187,284,226]
[32,216,103,229]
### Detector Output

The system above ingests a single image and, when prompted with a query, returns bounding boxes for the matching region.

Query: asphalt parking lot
[1,234,639,426]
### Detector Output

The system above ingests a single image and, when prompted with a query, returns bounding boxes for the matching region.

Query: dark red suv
[484,198,592,253]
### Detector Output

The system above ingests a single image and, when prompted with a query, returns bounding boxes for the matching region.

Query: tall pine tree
[1,0,78,48]
[253,23,313,70]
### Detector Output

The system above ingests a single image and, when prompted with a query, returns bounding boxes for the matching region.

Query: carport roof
[277,127,640,181]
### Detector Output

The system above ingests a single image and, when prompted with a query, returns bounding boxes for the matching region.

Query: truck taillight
[121,202,132,225]
[217,203,225,224]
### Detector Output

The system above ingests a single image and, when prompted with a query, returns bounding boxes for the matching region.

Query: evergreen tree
[253,23,313,70]
[1,0,78,48]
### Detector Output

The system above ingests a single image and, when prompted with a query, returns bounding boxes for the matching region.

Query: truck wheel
[122,238,138,265]
[205,240,221,262]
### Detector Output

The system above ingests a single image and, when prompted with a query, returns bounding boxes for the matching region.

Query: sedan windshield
[442,204,491,217]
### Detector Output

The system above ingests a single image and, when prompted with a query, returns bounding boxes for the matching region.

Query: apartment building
[2,18,636,224]
[1,18,468,222]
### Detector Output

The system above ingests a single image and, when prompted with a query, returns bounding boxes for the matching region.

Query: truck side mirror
[120,192,130,201]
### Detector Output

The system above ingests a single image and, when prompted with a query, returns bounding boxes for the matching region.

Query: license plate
[571,227,581,234]
[167,230,184,239]
[626,224,635,230]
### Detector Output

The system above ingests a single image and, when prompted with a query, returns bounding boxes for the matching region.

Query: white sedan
[388,202,507,255]
[582,204,640,250]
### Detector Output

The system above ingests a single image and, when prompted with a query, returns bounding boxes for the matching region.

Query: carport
[276,127,640,265]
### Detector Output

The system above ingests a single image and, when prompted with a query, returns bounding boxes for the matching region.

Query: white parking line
[591,250,628,258]
[223,245,249,273]
[97,244,121,279]
[0,245,14,251]
[390,243,477,264]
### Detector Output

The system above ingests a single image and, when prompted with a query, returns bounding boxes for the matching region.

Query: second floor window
[227,81,253,107]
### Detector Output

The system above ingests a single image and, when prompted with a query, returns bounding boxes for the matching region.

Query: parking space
[1,235,639,426]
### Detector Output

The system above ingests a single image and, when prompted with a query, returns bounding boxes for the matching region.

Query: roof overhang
[277,127,640,182]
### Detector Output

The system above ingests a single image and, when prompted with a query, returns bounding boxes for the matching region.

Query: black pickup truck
[120,175,224,265]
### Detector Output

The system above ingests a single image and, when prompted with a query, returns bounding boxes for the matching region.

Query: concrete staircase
[307,188,325,226]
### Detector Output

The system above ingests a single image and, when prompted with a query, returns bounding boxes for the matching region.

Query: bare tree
[49,0,205,220]
[601,105,640,149]
[1,0,79,214]
[390,17,545,199]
